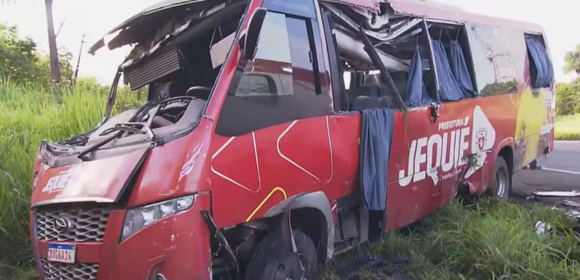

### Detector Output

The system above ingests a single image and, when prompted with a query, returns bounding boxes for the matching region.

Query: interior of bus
[325,2,480,112]
[56,0,251,153]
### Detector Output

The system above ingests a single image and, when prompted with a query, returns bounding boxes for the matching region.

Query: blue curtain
[406,47,433,107]
[449,41,477,98]
[431,39,464,101]
[525,37,554,89]
[359,108,395,211]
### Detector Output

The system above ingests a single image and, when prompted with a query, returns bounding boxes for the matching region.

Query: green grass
[0,79,143,269]
[320,198,580,280]
[0,80,105,266]
[555,114,580,140]
[1,79,580,279]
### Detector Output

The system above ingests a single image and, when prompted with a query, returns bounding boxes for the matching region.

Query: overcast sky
[1,0,578,84]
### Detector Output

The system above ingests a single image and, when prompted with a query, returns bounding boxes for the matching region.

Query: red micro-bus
[29,0,555,279]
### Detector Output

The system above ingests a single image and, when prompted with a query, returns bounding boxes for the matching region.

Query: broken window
[323,11,437,110]
[428,23,478,102]
[525,34,554,89]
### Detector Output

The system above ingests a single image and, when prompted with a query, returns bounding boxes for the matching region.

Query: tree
[0,24,44,84]
[564,44,580,75]
[0,24,73,87]
[556,81,580,116]
[44,0,61,83]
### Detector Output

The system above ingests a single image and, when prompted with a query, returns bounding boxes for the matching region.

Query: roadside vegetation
[555,114,580,141]
[320,198,580,280]
[1,23,580,279]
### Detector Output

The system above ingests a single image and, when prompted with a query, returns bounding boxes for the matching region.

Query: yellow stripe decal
[245,187,288,222]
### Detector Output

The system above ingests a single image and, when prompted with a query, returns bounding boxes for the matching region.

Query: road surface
[512,141,580,206]
[537,141,580,174]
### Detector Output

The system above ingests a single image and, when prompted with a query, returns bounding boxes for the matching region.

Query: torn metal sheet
[533,191,580,197]
[334,29,409,71]
[321,0,379,11]
[88,0,224,55]
[568,209,580,219]
[535,221,551,235]
[562,200,580,208]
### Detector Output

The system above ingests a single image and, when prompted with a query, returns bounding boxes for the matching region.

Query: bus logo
[477,127,487,151]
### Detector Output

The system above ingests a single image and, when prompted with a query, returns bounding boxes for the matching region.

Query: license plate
[47,244,76,264]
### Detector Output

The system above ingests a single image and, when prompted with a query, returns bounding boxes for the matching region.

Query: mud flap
[280,198,307,279]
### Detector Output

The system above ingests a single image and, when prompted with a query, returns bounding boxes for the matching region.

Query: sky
[1,0,578,84]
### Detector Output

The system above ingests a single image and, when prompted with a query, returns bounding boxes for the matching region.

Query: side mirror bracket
[239,8,268,60]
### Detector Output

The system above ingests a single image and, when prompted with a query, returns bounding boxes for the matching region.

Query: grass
[0,80,106,267]
[555,114,580,140]
[1,79,580,279]
[0,79,142,270]
[320,198,580,280]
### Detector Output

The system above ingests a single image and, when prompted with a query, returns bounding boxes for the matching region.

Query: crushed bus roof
[88,0,544,57]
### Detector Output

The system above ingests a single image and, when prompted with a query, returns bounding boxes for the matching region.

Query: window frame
[215,10,331,137]
[524,32,554,90]
[425,19,480,102]
[464,22,524,97]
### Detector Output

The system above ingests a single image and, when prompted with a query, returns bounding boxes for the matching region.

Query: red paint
[29,0,554,279]
[30,148,149,207]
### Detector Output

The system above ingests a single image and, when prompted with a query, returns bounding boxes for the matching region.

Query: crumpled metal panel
[321,0,379,10]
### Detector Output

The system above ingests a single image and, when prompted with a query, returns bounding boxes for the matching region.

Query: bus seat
[378,95,394,108]
[348,73,382,110]
[351,95,380,111]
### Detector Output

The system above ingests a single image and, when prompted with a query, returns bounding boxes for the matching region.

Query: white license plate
[47,244,76,264]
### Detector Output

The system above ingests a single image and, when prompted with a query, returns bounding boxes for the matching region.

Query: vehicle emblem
[477,127,487,151]
[54,217,73,233]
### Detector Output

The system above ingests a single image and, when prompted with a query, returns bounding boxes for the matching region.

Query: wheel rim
[496,167,507,198]
[272,254,308,280]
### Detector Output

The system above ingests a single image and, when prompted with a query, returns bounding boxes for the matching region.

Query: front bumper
[31,194,212,280]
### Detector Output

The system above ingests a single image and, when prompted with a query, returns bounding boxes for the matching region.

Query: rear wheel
[244,229,318,280]
[489,156,511,200]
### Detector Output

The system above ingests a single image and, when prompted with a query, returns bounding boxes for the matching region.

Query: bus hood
[30,147,151,207]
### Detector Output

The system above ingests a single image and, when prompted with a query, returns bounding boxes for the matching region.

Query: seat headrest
[363,73,381,87]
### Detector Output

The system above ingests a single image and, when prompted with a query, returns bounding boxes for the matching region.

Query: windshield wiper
[77,122,155,160]
[100,122,155,139]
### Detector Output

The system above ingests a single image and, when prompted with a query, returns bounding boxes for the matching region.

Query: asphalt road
[537,141,580,174]
[512,141,580,206]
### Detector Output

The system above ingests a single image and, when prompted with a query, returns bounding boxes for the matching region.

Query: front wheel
[489,156,511,200]
[244,229,318,280]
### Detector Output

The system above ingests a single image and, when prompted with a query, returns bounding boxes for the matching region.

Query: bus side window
[524,34,554,89]
[465,24,525,96]
[428,23,478,102]
[215,12,331,137]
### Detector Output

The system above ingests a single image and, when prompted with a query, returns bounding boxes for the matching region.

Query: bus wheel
[490,156,510,200]
[244,229,318,280]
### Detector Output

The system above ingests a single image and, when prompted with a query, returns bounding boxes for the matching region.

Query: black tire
[489,156,511,200]
[244,229,318,280]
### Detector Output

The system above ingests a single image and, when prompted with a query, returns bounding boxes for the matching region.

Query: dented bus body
[29,0,555,279]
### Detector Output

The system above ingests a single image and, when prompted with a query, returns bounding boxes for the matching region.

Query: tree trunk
[45,0,61,84]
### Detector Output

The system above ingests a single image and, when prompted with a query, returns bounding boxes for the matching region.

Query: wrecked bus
[29,0,555,279]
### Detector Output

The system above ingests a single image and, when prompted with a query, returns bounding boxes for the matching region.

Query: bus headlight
[121,195,196,242]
